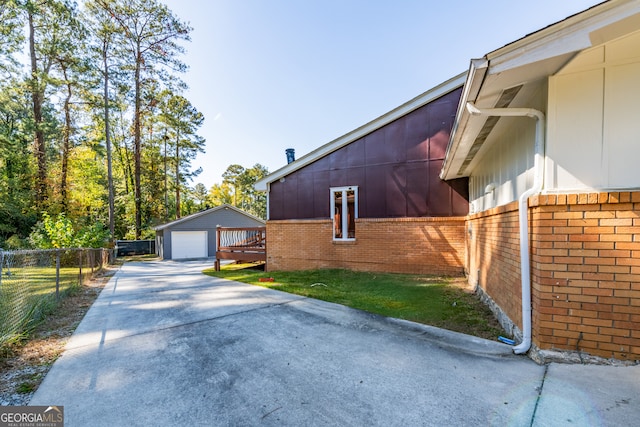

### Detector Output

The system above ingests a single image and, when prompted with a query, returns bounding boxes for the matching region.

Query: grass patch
[203,264,505,340]
[16,377,40,394]
[0,268,84,347]
[1,267,83,297]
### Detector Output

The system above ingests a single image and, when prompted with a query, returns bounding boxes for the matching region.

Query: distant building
[154,204,264,260]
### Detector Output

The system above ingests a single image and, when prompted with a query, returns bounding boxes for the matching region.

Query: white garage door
[171,231,208,259]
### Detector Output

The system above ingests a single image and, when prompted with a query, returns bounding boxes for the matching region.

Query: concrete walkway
[31,260,640,426]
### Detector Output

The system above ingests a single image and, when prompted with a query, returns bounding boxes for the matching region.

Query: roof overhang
[255,72,467,191]
[153,203,265,231]
[441,0,640,180]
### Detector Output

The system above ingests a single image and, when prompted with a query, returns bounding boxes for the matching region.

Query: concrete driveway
[31,260,640,426]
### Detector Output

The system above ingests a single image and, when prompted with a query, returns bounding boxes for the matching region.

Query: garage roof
[153,204,265,231]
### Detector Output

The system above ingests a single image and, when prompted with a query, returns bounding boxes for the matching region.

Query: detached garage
[154,204,265,260]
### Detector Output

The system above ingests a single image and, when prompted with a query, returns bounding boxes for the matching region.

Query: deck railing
[215,226,266,270]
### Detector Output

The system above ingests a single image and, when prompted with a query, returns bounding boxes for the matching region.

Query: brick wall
[266,217,466,276]
[469,191,640,361]
[530,192,640,361]
[467,202,523,336]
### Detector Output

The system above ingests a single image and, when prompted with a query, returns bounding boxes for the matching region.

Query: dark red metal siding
[269,87,468,220]
[363,165,386,218]
[405,162,428,217]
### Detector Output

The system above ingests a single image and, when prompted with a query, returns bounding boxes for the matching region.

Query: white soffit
[440,0,640,180]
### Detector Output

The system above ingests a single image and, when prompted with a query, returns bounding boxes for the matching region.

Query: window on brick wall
[331,186,357,240]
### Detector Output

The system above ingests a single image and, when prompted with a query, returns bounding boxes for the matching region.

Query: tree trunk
[133,49,142,239]
[104,41,115,241]
[163,132,168,221]
[28,11,47,207]
[60,65,72,212]
[175,135,180,219]
[116,108,133,194]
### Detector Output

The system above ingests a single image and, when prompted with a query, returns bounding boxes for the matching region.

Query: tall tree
[18,0,82,207]
[222,164,245,208]
[193,183,208,209]
[0,2,23,76]
[66,145,106,222]
[54,33,90,212]
[0,0,205,243]
[95,0,191,238]
[139,79,167,225]
[219,163,269,218]
[241,163,269,218]
[0,5,32,242]
[85,0,125,241]
[207,182,233,207]
[0,81,36,243]
[159,93,204,219]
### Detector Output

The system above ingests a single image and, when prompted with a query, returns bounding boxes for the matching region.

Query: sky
[160,0,603,190]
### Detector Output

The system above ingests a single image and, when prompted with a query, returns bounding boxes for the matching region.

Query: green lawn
[203,264,505,340]
[0,266,84,346]
[1,266,82,297]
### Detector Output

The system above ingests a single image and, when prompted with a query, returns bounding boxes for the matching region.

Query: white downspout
[466,102,545,355]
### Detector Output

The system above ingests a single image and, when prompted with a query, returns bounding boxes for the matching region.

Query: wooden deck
[214,226,266,270]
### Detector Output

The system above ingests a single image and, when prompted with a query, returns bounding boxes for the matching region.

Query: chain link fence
[0,248,114,347]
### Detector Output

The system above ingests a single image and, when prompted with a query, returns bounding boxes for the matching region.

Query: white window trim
[330,186,358,241]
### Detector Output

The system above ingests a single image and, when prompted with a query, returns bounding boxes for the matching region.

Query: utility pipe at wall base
[465,102,545,355]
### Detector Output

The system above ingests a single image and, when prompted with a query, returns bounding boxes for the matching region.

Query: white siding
[547,67,605,190]
[547,30,640,192]
[605,61,640,188]
[468,91,542,213]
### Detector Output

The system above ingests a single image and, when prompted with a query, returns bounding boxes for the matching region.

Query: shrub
[28,213,109,249]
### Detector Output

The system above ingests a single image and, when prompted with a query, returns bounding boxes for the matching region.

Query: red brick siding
[530,192,640,361]
[469,191,640,361]
[467,202,523,335]
[266,217,466,275]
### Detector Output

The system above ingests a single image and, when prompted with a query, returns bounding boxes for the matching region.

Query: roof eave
[440,0,640,181]
[440,59,488,180]
[153,203,265,230]
[254,72,467,191]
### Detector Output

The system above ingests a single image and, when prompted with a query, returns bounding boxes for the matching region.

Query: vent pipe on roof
[466,102,545,356]
[285,148,295,164]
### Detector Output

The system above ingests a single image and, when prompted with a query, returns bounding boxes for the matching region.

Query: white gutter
[466,102,545,355]
[440,60,488,180]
